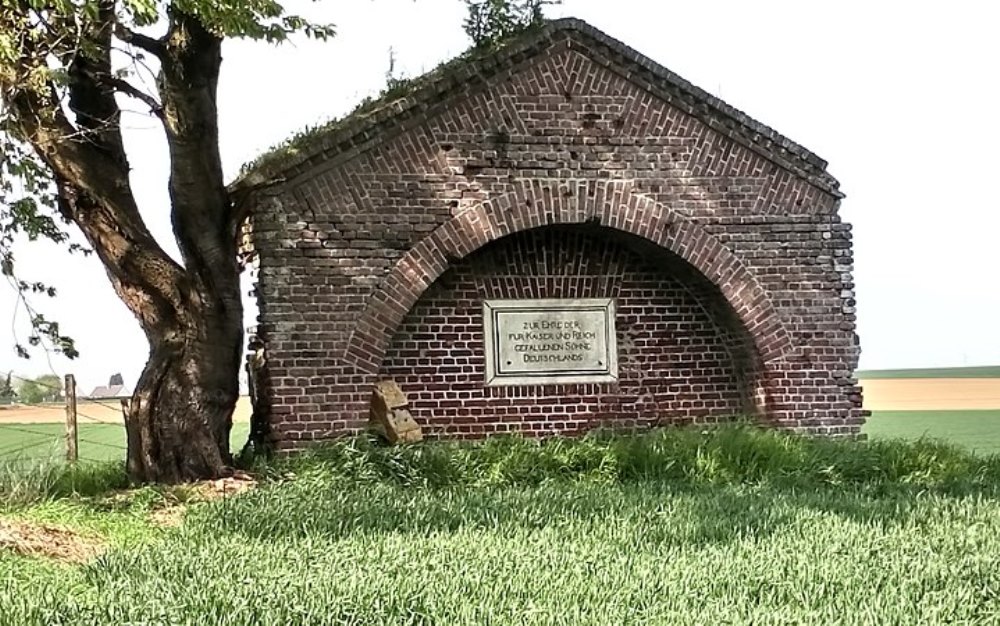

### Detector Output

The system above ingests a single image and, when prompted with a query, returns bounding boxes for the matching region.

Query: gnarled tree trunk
[118,10,247,482]
[4,6,250,482]
[125,287,243,482]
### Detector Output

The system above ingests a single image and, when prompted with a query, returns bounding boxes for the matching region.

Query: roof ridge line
[232,17,840,198]
[546,18,830,171]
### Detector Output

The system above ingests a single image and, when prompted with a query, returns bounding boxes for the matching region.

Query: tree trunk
[4,6,248,483]
[124,283,243,483]
[118,10,245,484]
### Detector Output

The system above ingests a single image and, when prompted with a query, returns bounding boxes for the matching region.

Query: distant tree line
[0,373,63,404]
[0,373,13,404]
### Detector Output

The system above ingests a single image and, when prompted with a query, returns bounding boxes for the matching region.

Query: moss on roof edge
[230,23,551,194]
[230,17,841,199]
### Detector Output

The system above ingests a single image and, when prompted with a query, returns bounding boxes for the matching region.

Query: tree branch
[152,8,243,328]
[103,76,164,119]
[66,0,128,166]
[159,11,233,267]
[115,24,165,58]
[2,12,189,331]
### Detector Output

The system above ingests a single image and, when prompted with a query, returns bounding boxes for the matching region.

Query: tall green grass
[4,426,998,508]
[0,459,128,508]
[3,427,1000,624]
[257,426,1000,493]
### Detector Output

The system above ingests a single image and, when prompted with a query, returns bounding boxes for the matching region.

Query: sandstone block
[370,380,422,444]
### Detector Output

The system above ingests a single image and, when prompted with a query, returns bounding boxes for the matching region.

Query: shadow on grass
[188,477,992,551]
[177,427,1000,548]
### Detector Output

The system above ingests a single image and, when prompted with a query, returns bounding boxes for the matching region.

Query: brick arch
[345,181,791,377]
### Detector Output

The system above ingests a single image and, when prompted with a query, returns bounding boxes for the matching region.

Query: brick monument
[235,19,865,451]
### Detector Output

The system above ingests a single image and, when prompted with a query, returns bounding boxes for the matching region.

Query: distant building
[88,373,132,400]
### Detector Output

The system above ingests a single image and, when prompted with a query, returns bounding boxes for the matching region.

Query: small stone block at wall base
[369,380,423,444]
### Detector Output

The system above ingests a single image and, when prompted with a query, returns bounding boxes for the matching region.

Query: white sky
[3,0,999,392]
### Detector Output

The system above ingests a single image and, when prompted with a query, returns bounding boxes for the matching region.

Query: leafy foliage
[0,0,333,361]
[0,372,14,400]
[463,0,557,47]
[168,0,335,41]
[0,132,83,359]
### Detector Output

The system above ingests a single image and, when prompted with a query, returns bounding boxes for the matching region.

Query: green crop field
[0,423,251,467]
[857,365,1000,379]
[2,430,999,625]
[864,410,1000,456]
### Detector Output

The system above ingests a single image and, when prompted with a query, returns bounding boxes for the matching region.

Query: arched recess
[345,180,791,381]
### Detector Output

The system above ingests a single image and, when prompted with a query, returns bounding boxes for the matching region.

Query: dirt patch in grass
[149,505,185,528]
[146,472,258,528]
[0,517,106,563]
[193,472,258,500]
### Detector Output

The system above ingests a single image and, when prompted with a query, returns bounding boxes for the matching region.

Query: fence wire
[1,372,127,467]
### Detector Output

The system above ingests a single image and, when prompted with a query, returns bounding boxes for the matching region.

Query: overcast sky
[3,0,998,392]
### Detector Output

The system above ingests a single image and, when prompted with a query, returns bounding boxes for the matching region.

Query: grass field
[2,430,999,625]
[2,410,1000,465]
[0,423,251,467]
[3,370,997,623]
[857,365,1000,379]
[864,410,1000,456]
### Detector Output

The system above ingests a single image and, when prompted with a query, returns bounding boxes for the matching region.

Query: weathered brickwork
[380,228,754,437]
[238,19,865,450]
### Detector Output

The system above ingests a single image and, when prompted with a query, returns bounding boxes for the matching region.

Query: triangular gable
[234,19,840,201]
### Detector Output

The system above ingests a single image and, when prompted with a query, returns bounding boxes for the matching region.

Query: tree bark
[125,294,243,483]
[118,9,248,482]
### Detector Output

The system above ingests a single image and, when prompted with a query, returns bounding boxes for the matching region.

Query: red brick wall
[244,22,866,450]
[379,227,754,437]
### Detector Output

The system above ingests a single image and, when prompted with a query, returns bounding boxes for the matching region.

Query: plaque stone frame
[482,298,618,386]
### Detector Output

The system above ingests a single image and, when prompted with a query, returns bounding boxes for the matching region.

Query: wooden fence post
[65,374,78,463]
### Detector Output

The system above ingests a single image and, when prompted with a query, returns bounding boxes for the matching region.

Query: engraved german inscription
[482,298,618,386]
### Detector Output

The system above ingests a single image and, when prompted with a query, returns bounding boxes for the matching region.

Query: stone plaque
[482,298,618,386]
